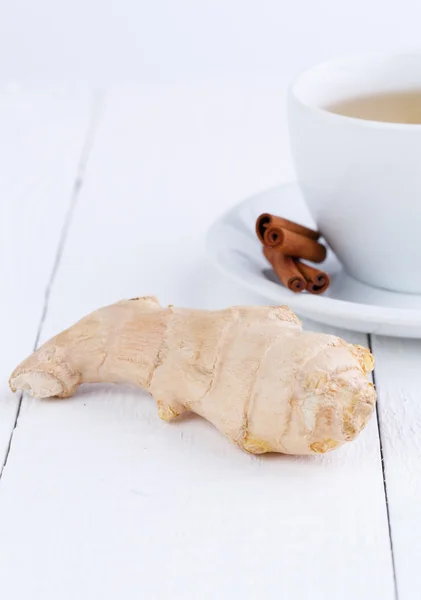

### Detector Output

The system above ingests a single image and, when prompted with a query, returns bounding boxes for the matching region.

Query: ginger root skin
[9,297,376,456]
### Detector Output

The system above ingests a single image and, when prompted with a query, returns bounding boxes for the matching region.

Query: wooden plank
[370,334,421,599]
[0,88,95,469]
[0,85,395,600]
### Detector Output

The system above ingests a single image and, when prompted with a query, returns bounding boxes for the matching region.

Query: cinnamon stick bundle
[257,212,330,295]
[263,247,306,293]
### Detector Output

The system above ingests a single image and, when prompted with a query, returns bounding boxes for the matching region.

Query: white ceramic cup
[288,52,421,294]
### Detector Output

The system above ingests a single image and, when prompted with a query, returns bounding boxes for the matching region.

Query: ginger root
[9,297,376,455]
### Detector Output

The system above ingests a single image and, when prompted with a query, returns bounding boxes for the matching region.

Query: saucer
[206,182,421,337]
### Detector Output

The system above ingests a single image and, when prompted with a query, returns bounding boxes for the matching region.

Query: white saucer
[206,182,421,337]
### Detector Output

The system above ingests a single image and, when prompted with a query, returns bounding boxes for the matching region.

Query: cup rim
[288,50,421,129]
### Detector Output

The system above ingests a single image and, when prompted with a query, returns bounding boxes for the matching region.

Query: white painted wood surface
[0,83,414,599]
[370,335,421,600]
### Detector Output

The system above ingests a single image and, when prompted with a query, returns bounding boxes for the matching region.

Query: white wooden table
[0,82,418,600]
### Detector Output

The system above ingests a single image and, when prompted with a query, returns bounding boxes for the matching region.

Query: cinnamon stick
[263,247,306,293]
[262,226,326,263]
[256,213,320,243]
[296,261,330,295]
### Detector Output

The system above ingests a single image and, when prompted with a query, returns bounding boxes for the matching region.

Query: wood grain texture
[0,88,95,469]
[371,334,421,600]
[0,86,395,600]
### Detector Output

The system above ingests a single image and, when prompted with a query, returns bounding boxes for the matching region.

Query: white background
[1,0,420,83]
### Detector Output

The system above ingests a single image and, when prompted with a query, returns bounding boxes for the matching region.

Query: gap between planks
[369,333,399,600]
[0,90,105,481]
